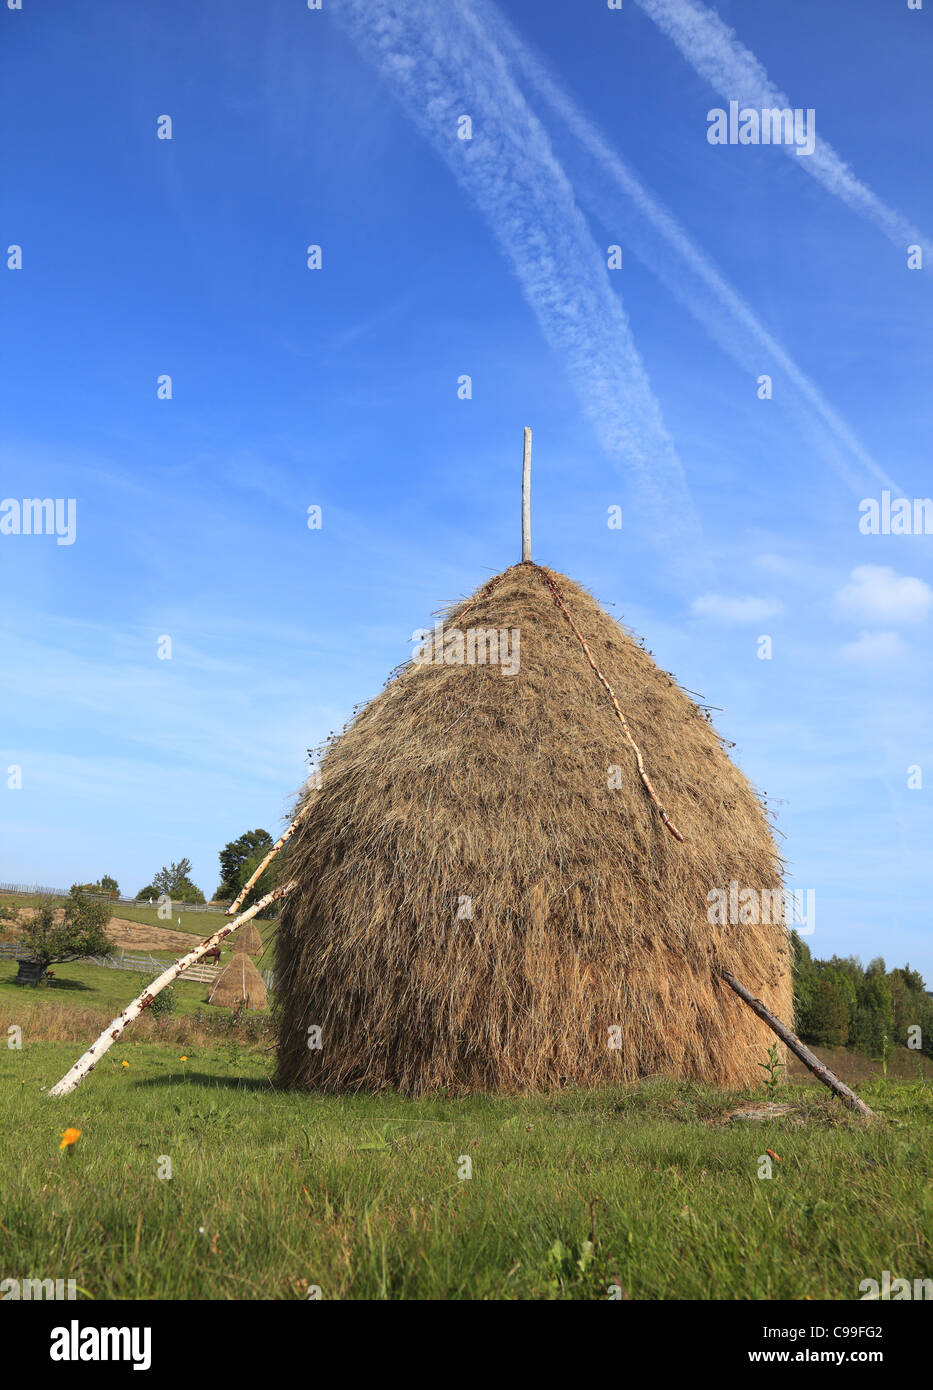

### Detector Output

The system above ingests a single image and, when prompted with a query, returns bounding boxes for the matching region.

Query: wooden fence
[0,941,273,989]
[0,883,231,913]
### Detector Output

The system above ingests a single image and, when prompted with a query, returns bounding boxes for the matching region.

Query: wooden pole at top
[522,427,532,562]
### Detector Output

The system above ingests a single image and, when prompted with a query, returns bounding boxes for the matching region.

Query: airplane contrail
[468,0,900,495]
[330,0,708,574]
[633,0,931,259]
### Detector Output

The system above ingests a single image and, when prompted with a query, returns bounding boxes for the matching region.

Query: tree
[852,971,894,1054]
[790,931,818,1035]
[889,965,932,1054]
[18,889,113,979]
[807,977,850,1046]
[237,842,280,915]
[795,948,932,1060]
[153,859,192,894]
[149,860,206,904]
[215,830,273,902]
[73,875,120,899]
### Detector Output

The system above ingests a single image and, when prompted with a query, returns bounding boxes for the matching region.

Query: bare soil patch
[1,906,196,956]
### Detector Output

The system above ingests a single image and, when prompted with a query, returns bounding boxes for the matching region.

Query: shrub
[150,986,177,1018]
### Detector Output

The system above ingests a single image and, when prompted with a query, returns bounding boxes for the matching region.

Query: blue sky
[2,0,931,979]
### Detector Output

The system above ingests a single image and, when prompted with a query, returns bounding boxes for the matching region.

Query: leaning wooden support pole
[718,967,876,1119]
[48,883,296,1098]
[532,563,685,843]
[521,426,532,563]
[225,803,314,917]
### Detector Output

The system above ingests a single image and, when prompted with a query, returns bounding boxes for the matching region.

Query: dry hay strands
[275,563,792,1095]
[236,919,263,955]
[528,562,685,843]
[208,952,267,1010]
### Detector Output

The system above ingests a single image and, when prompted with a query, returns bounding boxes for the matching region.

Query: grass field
[0,959,217,1018]
[1,1027,931,1300]
[2,919,930,1301]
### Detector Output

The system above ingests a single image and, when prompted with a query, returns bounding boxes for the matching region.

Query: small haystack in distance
[236,920,262,956]
[275,560,792,1095]
[208,952,267,1011]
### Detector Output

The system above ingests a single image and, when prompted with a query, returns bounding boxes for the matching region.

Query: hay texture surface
[208,952,267,1010]
[236,920,263,956]
[275,564,791,1094]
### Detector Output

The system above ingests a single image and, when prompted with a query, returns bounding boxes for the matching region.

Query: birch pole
[718,967,876,1119]
[224,801,313,919]
[521,426,532,563]
[48,882,295,1098]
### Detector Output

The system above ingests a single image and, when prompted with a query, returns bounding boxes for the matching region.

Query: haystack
[236,920,262,956]
[274,561,792,1095]
[208,952,267,1010]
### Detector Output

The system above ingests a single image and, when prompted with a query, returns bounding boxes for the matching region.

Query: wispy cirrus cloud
[467,0,898,496]
[633,0,931,258]
[330,0,706,574]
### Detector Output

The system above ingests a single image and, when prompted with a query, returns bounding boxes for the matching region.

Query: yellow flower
[121,1061,129,1069]
[180,1056,188,1062]
[59,1127,81,1150]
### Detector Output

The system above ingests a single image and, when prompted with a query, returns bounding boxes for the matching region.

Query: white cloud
[840,631,908,663]
[835,566,933,626]
[690,593,783,622]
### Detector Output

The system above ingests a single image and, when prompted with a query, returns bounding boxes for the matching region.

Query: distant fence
[0,942,274,990]
[110,899,231,914]
[0,883,230,913]
[1,882,72,899]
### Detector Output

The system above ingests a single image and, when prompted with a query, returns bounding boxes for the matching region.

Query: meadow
[0,891,237,941]
[2,899,931,1301]
[1,1004,931,1300]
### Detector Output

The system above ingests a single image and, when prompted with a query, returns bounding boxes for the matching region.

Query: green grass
[1,1038,931,1300]
[0,959,214,1017]
[91,902,230,936]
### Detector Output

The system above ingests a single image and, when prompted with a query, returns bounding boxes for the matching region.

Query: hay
[208,952,267,1011]
[275,563,792,1094]
[236,920,262,956]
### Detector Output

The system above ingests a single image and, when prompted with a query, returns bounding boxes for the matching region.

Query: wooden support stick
[718,967,876,1119]
[521,426,532,562]
[48,883,296,1098]
[531,563,685,842]
[225,801,314,918]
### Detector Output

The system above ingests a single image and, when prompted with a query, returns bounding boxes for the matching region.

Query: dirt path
[107,918,203,954]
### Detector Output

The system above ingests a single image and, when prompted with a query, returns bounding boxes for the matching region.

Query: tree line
[792,932,933,1059]
[133,829,278,909]
[75,830,279,908]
